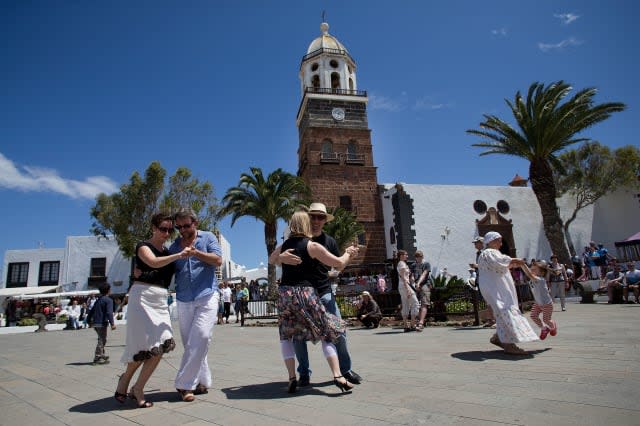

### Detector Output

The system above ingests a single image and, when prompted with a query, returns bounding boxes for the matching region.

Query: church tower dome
[295,21,386,264]
[299,22,358,95]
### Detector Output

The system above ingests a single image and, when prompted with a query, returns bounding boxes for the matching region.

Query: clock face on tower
[331,107,345,121]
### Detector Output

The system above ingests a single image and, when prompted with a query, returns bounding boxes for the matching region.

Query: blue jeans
[294,291,351,377]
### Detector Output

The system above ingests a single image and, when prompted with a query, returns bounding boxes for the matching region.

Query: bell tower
[296,22,385,263]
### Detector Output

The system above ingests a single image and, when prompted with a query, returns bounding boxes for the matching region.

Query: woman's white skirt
[120,282,175,364]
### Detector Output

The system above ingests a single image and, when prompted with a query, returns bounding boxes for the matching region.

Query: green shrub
[18,318,38,327]
[57,314,68,324]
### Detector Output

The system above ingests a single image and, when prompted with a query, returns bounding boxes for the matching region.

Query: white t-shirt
[221,287,232,303]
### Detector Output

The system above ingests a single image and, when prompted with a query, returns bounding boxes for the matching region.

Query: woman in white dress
[477,232,539,355]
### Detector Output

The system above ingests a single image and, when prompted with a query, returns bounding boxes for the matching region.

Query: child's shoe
[549,320,558,336]
[539,327,550,340]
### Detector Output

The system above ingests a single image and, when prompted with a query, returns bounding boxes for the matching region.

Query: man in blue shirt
[170,209,222,402]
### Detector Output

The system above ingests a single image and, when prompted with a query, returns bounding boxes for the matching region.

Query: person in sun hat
[477,231,539,355]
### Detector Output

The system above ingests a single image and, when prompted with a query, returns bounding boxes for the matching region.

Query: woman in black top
[276,210,358,394]
[115,213,191,408]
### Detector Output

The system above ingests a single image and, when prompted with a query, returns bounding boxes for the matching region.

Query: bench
[578,279,624,303]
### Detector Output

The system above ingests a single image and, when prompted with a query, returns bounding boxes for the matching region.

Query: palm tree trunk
[529,159,571,265]
[264,221,278,299]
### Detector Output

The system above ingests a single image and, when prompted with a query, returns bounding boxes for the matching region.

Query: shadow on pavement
[66,362,98,366]
[221,380,352,399]
[450,348,551,361]
[69,391,181,413]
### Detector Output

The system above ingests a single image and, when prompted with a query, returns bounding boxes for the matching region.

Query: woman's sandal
[128,387,153,408]
[114,375,128,404]
[177,388,195,402]
[489,334,504,349]
[503,344,528,355]
[333,375,354,393]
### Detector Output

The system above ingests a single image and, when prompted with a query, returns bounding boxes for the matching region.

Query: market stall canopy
[0,285,58,298]
[16,289,100,300]
[615,231,640,261]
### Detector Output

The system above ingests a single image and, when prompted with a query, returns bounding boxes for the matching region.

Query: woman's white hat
[483,231,502,245]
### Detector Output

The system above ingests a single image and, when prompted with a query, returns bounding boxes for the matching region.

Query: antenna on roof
[322,10,326,22]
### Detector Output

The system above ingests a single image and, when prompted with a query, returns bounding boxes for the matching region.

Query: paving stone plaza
[0,300,639,425]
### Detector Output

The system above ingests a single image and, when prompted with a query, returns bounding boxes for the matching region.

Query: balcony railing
[302,47,354,63]
[345,153,365,164]
[320,152,340,163]
[319,152,366,165]
[304,87,367,97]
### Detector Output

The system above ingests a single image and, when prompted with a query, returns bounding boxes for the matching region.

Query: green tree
[91,161,218,260]
[323,206,365,252]
[91,161,166,258]
[217,167,311,296]
[160,167,219,232]
[556,142,640,255]
[467,81,626,265]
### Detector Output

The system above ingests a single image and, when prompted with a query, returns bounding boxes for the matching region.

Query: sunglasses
[175,223,193,230]
[157,226,172,233]
[309,215,327,221]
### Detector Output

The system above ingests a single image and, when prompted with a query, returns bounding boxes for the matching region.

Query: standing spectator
[170,208,223,402]
[597,244,612,278]
[477,232,538,355]
[624,262,640,303]
[376,273,387,293]
[587,242,602,279]
[89,283,116,364]
[411,251,431,331]
[220,282,232,323]
[79,302,88,328]
[397,250,419,332]
[547,255,569,311]
[472,236,495,327]
[237,282,250,326]
[356,291,383,328]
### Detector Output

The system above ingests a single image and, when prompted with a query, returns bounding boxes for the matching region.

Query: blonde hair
[287,210,312,238]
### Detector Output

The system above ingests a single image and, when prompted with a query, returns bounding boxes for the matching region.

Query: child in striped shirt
[521,260,557,340]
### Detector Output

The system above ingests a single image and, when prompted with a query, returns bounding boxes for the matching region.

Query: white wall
[591,187,640,249]
[63,236,130,292]
[381,183,597,279]
[2,248,65,288]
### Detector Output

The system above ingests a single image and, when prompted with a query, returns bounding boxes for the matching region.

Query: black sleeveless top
[135,241,175,288]
[279,236,314,287]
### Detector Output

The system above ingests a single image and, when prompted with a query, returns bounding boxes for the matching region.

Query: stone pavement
[1,299,639,426]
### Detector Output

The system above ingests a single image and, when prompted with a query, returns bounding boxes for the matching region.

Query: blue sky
[1,1,637,279]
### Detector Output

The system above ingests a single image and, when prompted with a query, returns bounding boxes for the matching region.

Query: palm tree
[217,167,310,297]
[323,207,365,252]
[467,81,626,265]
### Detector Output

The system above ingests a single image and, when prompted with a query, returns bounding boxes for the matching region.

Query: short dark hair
[99,283,111,295]
[151,212,174,228]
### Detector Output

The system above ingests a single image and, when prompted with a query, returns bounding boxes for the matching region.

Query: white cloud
[0,152,118,199]
[491,28,507,37]
[538,37,583,52]
[414,97,453,111]
[554,13,580,25]
[369,93,404,112]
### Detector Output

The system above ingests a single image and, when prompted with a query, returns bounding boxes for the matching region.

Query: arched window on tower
[348,78,354,92]
[339,195,353,213]
[331,72,341,92]
[346,140,364,164]
[311,74,320,90]
[320,139,338,163]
